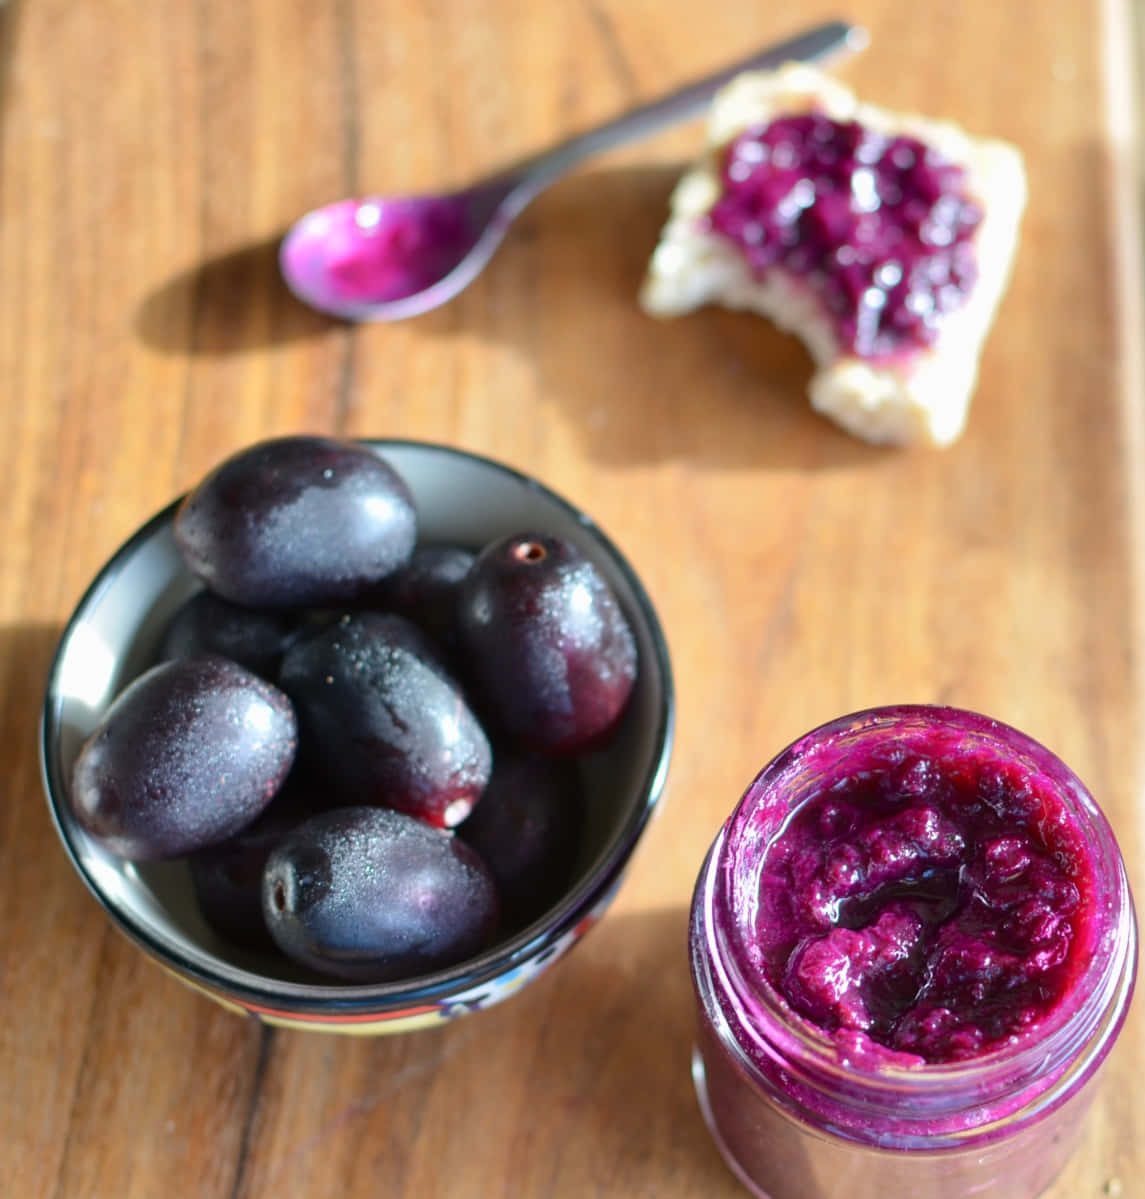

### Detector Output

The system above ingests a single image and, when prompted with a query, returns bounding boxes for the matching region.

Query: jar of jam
[689,706,1137,1198]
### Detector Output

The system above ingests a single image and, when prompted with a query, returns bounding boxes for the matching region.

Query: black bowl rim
[40,438,676,1016]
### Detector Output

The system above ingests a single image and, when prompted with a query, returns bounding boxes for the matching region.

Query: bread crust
[640,65,1028,447]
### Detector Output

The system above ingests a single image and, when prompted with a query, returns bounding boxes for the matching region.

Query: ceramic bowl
[40,439,674,1033]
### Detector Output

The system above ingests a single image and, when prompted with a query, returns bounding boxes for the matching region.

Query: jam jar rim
[704,704,1137,1126]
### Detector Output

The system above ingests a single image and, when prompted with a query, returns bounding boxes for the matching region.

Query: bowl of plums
[41,436,674,1032]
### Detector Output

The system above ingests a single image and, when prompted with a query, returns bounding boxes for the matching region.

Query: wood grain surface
[1,1,1142,1196]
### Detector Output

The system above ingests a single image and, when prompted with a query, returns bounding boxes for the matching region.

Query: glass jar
[689,705,1137,1199]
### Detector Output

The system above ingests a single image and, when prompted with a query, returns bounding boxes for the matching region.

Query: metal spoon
[279,21,867,322]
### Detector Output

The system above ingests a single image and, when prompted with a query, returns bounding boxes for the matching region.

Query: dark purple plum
[70,656,297,860]
[158,589,300,679]
[457,532,638,754]
[188,770,317,949]
[262,806,499,982]
[458,752,583,926]
[174,436,417,608]
[278,612,491,828]
[372,544,475,650]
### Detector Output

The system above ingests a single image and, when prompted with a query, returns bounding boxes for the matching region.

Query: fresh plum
[278,612,492,827]
[188,770,317,949]
[373,544,475,650]
[458,751,583,926]
[457,532,638,753]
[70,655,297,859]
[262,806,499,982]
[158,589,300,679]
[174,436,417,608]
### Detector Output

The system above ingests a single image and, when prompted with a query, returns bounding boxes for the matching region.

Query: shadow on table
[0,2,21,122]
[134,234,337,356]
[432,163,880,471]
[2,619,64,749]
[505,902,734,1191]
[240,905,735,1195]
[0,621,75,858]
[132,163,882,471]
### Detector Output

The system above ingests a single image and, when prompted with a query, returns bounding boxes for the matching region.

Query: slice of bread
[640,65,1027,447]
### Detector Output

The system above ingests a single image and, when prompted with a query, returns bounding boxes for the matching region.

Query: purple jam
[705,114,983,358]
[751,749,1092,1063]
[280,195,479,314]
[690,708,1137,1199]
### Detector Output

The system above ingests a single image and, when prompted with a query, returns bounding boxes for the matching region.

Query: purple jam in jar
[690,706,1137,1199]
[704,115,983,358]
[756,750,1092,1064]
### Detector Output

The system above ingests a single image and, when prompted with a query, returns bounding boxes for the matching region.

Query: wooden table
[3,1,1142,1195]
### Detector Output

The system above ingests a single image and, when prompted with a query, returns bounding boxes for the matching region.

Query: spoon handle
[508,20,866,195]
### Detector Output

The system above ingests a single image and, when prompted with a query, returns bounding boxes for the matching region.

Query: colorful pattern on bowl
[169,891,611,1035]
